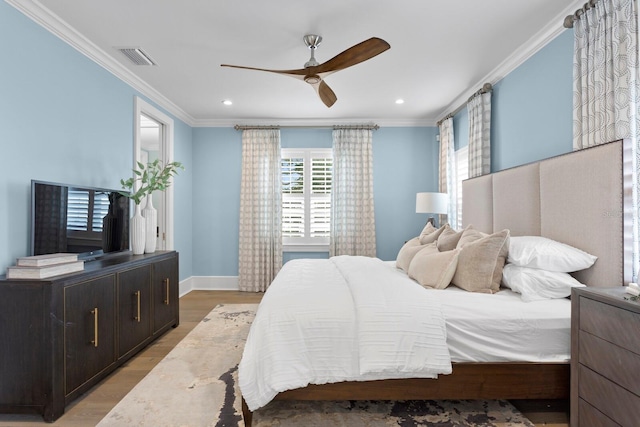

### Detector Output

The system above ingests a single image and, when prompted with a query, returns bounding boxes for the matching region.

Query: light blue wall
[374,127,439,260]
[0,2,193,279]
[191,127,241,276]
[451,30,574,171]
[491,30,574,170]
[191,126,439,275]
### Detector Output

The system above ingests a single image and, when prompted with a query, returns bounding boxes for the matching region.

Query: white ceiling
[8,0,582,127]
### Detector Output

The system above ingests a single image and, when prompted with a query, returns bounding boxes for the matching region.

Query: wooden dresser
[571,286,640,427]
[0,251,179,422]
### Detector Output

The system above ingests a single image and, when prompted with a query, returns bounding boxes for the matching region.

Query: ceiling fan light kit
[221,35,390,107]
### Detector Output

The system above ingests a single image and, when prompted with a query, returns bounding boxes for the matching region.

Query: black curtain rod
[436,82,493,126]
[234,124,379,131]
[564,0,598,28]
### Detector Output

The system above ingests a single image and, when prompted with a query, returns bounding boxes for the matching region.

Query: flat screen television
[30,180,130,260]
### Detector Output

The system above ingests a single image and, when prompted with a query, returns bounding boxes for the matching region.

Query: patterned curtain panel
[330,128,377,257]
[467,92,492,178]
[571,0,639,282]
[573,0,638,149]
[238,129,283,292]
[438,118,456,227]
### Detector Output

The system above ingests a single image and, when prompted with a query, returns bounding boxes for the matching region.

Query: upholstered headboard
[462,139,633,287]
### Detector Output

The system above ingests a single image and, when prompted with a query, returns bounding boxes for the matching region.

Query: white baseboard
[179,276,239,296]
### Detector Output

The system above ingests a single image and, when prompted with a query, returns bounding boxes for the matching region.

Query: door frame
[133,96,175,250]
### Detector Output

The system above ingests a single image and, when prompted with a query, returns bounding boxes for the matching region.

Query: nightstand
[571,286,640,426]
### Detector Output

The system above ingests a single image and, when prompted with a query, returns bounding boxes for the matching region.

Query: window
[454,146,468,230]
[282,148,332,249]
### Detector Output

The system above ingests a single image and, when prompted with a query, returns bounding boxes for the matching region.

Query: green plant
[120,159,184,205]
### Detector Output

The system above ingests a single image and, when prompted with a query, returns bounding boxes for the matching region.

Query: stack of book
[6,253,84,279]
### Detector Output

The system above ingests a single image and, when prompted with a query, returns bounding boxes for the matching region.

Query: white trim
[181,276,239,295]
[195,117,435,128]
[283,244,329,252]
[134,96,175,250]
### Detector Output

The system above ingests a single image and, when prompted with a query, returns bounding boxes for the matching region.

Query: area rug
[97,304,534,427]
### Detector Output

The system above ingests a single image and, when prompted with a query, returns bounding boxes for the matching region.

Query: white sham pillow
[508,236,597,273]
[502,263,586,302]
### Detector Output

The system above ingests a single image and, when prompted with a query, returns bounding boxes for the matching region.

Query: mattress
[383,260,572,363]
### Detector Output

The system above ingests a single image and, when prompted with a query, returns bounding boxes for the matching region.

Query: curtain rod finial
[563,15,574,28]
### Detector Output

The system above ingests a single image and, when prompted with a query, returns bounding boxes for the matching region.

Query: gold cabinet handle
[163,278,170,305]
[134,291,141,322]
[90,308,98,348]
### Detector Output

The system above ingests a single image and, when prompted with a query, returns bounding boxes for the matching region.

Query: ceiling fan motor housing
[304,74,321,84]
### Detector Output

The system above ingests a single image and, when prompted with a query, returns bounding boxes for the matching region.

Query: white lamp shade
[416,192,448,214]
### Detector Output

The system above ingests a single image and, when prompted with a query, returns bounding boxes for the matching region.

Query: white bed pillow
[508,236,597,272]
[502,263,586,302]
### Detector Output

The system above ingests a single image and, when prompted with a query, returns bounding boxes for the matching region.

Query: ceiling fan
[221,35,390,108]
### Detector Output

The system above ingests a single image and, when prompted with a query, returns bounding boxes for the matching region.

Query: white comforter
[238,256,452,411]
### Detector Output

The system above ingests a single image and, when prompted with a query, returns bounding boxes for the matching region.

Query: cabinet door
[152,257,178,334]
[64,275,116,395]
[118,265,151,358]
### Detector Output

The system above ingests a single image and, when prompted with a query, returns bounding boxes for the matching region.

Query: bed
[239,139,633,426]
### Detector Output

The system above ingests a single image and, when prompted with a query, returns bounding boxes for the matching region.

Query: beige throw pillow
[419,224,446,245]
[436,225,465,252]
[408,246,460,290]
[396,238,433,272]
[456,225,487,249]
[419,222,436,237]
[452,229,510,293]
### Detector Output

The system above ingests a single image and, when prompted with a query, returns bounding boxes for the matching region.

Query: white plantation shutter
[282,149,332,247]
[310,156,331,237]
[282,156,304,237]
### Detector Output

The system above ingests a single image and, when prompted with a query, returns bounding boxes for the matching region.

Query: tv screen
[31,180,130,259]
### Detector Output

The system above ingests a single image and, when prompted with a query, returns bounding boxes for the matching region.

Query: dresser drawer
[580,297,640,353]
[578,365,640,426]
[578,399,620,427]
[579,331,640,395]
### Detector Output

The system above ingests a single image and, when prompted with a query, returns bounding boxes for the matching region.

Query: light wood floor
[0,290,568,426]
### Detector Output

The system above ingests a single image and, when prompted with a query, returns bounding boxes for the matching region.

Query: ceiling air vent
[117,47,157,66]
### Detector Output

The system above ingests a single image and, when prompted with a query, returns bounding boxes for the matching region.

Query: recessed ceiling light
[395,99,405,105]
[222,100,233,106]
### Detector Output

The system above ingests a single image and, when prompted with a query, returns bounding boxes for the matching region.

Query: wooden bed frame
[241,140,631,426]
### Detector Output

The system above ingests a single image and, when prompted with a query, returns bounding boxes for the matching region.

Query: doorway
[134,97,175,251]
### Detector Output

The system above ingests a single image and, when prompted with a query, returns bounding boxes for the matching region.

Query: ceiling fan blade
[221,63,307,77]
[315,37,390,74]
[312,80,337,108]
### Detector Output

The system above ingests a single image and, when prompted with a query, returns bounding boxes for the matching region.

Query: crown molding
[6,0,196,126]
[192,117,435,128]
[435,0,584,123]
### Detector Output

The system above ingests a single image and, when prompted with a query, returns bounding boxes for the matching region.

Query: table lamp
[416,192,448,226]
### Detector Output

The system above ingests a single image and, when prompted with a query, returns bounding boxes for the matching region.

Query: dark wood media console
[0,250,179,422]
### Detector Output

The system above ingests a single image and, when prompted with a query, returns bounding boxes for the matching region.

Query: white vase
[131,204,146,255]
[143,195,157,254]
